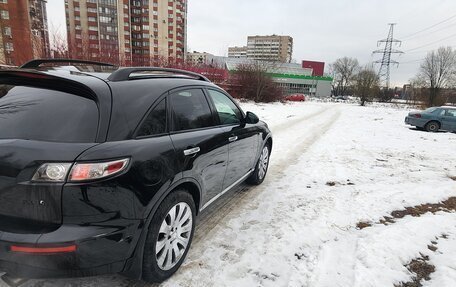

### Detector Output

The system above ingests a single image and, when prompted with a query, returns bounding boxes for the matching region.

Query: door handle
[228,136,238,142]
[184,147,200,156]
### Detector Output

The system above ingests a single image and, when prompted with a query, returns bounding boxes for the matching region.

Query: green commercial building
[219,57,333,98]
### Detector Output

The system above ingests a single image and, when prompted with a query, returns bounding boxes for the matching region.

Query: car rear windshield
[0,85,99,143]
[424,107,438,113]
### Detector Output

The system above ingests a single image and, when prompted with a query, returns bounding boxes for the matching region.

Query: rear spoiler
[0,69,98,102]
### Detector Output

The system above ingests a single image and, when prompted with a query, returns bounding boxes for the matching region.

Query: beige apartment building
[246,35,293,63]
[227,46,247,58]
[65,0,187,66]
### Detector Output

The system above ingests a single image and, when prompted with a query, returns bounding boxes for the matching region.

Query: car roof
[1,64,218,100]
[441,106,456,109]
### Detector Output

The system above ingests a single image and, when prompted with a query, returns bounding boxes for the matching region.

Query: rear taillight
[32,158,129,183]
[413,114,422,118]
[69,158,130,182]
[32,163,72,182]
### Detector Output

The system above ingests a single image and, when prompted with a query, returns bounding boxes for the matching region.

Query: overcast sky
[46,0,456,86]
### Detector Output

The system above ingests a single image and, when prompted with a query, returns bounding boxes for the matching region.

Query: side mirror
[244,111,259,124]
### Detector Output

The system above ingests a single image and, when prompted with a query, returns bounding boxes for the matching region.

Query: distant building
[186,51,215,66]
[247,35,293,63]
[65,0,187,66]
[214,57,332,97]
[0,0,50,65]
[228,46,247,58]
[302,60,325,77]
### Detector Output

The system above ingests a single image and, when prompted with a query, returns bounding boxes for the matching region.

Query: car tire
[425,121,440,132]
[142,190,196,283]
[247,144,270,185]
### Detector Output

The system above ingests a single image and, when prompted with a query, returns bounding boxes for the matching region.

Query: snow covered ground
[3,102,456,287]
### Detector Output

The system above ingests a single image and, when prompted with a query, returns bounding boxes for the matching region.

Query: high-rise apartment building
[0,0,50,65]
[246,35,293,63]
[65,0,187,66]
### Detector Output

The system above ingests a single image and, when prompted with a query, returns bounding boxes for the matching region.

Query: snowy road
[2,102,456,287]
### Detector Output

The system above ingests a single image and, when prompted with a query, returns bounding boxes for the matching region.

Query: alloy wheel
[155,202,193,271]
[258,146,269,180]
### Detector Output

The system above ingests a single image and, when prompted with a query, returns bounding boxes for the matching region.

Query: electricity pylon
[373,23,403,89]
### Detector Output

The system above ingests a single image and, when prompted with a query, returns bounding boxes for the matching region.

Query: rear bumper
[0,219,141,279]
[405,116,427,127]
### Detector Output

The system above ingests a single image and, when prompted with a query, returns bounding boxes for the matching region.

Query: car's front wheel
[247,144,270,185]
[425,121,440,132]
[142,190,196,283]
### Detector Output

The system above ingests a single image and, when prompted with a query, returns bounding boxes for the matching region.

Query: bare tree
[331,57,360,97]
[49,23,69,58]
[417,46,456,106]
[354,66,380,106]
[231,61,282,102]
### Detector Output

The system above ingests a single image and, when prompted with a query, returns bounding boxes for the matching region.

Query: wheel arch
[121,177,202,279]
[426,120,441,128]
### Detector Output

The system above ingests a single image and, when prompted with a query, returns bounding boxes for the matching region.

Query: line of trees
[330,46,456,107]
[329,57,381,106]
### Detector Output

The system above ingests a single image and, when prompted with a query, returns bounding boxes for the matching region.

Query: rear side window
[137,98,167,137]
[444,109,456,117]
[170,89,214,131]
[0,85,98,142]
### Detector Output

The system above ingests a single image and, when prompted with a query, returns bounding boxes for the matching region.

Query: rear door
[0,82,100,232]
[168,88,228,208]
[206,89,259,190]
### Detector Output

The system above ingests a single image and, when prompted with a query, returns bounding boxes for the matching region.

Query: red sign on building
[302,60,325,77]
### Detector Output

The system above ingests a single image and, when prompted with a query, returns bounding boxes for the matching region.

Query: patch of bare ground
[395,254,436,287]
[395,234,448,287]
[325,179,356,187]
[356,221,372,229]
[357,197,456,229]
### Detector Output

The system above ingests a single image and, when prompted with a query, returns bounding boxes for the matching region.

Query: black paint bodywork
[0,67,272,279]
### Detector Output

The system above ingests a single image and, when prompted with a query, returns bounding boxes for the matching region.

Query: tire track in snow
[193,106,341,245]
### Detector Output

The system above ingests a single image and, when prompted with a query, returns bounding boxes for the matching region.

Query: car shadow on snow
[407,127,448,133]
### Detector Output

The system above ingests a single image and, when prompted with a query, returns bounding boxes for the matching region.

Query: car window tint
[170,89,214,131]
[207,89,242,125]
[0,85,98,142]
[137,98,167,137]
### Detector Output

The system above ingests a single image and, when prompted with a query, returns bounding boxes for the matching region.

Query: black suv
[0,59,272,283]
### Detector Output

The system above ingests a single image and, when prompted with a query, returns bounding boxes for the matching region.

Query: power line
[399,58,424,64]
[405,45,456,54]
[401,14,456,39]
[405,21,456,41]
[404,33,456,52]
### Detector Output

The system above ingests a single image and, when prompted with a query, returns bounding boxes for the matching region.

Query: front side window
[207,89,242,125]
[137,98,166,137]
[0,85,98,142]
[170,89,214,131]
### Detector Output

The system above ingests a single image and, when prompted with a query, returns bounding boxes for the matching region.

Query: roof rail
[21,59,116,69]
[107,67,211,82]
